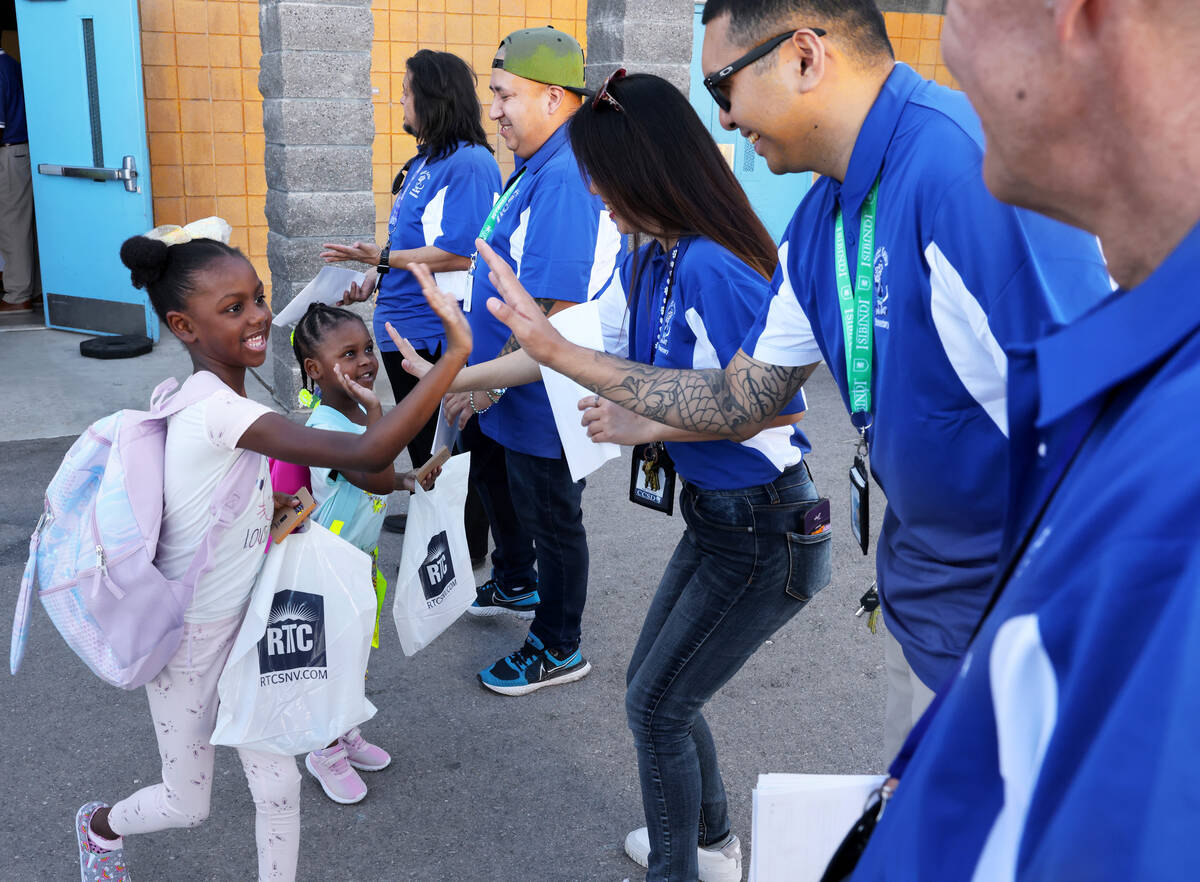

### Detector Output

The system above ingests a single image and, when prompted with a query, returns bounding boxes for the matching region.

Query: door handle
[37,154,138,192]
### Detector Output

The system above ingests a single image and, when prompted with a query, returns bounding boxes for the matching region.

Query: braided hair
[119,235,246,322]
[291,302,368,402]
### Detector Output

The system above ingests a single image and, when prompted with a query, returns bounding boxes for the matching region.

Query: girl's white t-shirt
[154,372,275,623]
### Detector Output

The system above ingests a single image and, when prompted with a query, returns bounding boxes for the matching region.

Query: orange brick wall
[138,0,269,293]
[882,11,956,89]
[370,0,588,244]
[133,3,947,293]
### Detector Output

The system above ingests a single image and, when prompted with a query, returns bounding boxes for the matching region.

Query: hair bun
[120,235,170,290]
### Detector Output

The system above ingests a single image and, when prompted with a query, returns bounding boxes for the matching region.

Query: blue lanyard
[650,243,681,365]
[386,156,428,240]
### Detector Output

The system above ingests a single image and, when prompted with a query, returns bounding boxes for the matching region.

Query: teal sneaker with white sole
[478,632,592,696]
[466,576,540,620]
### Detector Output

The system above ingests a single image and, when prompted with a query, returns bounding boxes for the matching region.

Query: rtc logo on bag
[419,532,456,606]
[257,589,328,685]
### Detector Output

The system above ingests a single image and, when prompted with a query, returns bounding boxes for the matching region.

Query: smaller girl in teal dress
[290,302,436,805]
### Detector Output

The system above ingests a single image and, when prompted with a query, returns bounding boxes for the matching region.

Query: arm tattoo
[582,351,816,440]
[499,298,557,357]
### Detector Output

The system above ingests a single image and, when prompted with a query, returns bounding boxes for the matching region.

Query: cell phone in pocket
[803,497,831,534]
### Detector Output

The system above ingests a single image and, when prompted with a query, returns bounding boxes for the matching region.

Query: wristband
[468,391,491,415]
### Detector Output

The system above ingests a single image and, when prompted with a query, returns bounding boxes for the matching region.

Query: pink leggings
[108,614,301,882]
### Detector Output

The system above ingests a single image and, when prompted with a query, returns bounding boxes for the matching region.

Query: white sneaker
[623,826,743,882]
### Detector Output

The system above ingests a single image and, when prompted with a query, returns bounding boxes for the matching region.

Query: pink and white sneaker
[341,726,391,772]
[305,742,367,804]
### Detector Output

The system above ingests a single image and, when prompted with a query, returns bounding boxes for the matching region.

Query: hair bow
[143,216,233,246]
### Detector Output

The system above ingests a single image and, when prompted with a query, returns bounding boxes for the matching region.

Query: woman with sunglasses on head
[397,71,831,882]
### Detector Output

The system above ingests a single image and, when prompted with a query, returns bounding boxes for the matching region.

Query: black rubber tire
[79,334,154,360]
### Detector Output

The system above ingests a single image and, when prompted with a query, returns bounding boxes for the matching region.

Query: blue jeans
[504,448,588,652]
[625,464,832,882]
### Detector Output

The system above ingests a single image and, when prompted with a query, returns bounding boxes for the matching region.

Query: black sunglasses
[703,28,827,112]
[592,67,626,112]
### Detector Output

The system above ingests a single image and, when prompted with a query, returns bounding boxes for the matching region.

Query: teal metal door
[15,0,156,338]
[690,3,813,243]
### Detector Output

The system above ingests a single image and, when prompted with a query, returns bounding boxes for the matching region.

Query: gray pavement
[0,325,887,881]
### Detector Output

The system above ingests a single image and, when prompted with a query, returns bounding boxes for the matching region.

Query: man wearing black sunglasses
[479,0,1114,767]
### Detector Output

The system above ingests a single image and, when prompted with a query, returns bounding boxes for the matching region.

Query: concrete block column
[258,0,375,404]
[586,0,694,95]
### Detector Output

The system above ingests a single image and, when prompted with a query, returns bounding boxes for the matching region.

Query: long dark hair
[568,73,777,282]
[404,49,493,164]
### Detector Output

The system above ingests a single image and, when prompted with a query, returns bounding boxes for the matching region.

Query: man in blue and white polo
[480,0,1111,756]
[458,27,620,695]
[850,0,1200,877]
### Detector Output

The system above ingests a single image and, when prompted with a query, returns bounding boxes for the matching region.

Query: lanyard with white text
[834,178,880,436]
[837,179,880,571]
[464,167,526,311]
[650,243,681,365]
[387,156,427,240]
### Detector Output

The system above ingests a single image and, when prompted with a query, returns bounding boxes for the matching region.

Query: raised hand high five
[409,261,471,361]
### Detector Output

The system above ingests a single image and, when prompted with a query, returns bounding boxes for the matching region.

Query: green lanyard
[834,179,880,431]
[466,167,526,311]
[477,167,525,245]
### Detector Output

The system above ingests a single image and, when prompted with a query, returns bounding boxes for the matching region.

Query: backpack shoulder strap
[180,451,265,588]
[150,372,231,420]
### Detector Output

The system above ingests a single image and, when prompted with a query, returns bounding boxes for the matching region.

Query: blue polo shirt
[742,64,1112,688]
[466,124,621,459]
[375,142,500,352]
[0,51,28,145]
[595,236,808,490]
[852,220,1200,882]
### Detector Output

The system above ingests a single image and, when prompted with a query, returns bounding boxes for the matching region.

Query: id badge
[629,442,676,515]
[463,257,476,313]
[849,455,869,555]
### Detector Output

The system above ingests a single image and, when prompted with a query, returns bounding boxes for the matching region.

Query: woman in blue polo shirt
[323,50,500,470]
[397,73,831,882]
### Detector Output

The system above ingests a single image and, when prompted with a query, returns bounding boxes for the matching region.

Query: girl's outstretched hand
[321,241,382,265]
[334,363,381,414]
[477,238,566,365]
[409,262,471,359]
[384,322,433,380]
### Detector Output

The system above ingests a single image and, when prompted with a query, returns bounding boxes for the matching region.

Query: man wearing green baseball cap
[453,26,621,696]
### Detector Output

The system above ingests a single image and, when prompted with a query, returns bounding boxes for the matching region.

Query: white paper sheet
[430,402,462,456]
[272,266,367,327]
[538,301,621,482]
[749,773,887,882]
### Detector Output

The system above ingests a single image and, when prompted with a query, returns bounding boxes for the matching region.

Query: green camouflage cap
[493,26,587,93]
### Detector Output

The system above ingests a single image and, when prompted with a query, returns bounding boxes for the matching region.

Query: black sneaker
[465,575,540,620]
[478,633,592,696]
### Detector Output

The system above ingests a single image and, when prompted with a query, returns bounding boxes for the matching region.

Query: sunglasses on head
[703,28,826,112]
[592,67,627,112]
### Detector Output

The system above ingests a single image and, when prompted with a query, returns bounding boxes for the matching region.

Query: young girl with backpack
[284,301,437,805]
[75,234,469,882]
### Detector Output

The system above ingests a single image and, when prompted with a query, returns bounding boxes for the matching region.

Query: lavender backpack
[10,374,262,689]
